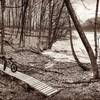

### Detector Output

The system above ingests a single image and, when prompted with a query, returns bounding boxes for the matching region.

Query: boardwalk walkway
[0,64,60,96]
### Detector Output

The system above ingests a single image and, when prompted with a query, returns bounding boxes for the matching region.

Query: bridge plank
[0,64,60,96]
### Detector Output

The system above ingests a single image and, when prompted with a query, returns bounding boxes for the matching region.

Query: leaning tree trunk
[68,15,88,71]
[64,0,99,79]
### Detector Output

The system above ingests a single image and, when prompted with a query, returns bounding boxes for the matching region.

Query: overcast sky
[71,0,100,22]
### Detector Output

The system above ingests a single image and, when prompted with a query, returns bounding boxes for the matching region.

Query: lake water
[43,31,100,63]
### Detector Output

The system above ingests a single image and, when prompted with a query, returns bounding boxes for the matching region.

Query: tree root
[63,79,100,84]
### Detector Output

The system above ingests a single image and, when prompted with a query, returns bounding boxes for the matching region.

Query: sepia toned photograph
[0,0,100,100]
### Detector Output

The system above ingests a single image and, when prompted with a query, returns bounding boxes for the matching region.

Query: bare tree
[68,15,88,71]
[94,0,99,60]
[38,0,45,51]
[64,0,99,79]
[48,0,53,48]
[19,0,29,47]
[1,0,5,54]
[49,0,64,48]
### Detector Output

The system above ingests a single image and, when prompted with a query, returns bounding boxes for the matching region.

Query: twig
[0,81,7,86]
[80,0,91,10]
[0,88,15,93]
[63,79,100,84]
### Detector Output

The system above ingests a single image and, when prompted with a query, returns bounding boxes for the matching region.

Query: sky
[72,0,100,23]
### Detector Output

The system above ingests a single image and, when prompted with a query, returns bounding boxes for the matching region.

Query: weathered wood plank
[0,64,60,96]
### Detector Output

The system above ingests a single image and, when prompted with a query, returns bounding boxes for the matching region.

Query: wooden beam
[0,64,60,97]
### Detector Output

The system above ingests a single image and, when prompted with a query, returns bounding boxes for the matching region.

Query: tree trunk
[19,0,28,47]
[48,0,53,48]
[38,0,45,51]
[8,9,11,28]
[1,0,5,54]
[68,15,88,71]
[49,0,64,48]
[94,0,99,60]
[64,0,99,79]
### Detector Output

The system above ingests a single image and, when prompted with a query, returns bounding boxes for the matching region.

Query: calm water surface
[43,31,100,63]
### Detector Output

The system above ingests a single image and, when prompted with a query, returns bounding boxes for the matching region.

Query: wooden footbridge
[0,64,60,97]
